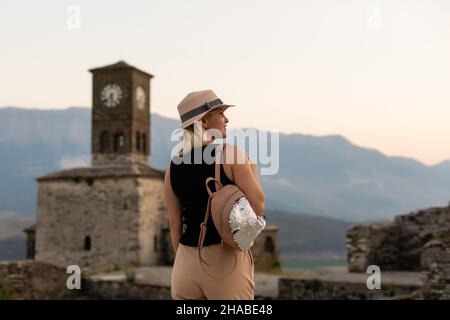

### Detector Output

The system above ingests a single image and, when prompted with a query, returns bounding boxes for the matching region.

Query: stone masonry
[35,165,167,274]
[422,234,450,299]
[0,261,83,299]
[347,205,450,272]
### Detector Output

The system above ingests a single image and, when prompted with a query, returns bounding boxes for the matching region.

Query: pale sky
[1,0,450,165]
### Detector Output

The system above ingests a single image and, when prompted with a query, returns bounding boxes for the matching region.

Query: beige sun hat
[177,90,235,129]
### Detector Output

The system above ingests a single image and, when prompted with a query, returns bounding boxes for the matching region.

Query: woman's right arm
[228,145,265,216]
[248,157,261,185]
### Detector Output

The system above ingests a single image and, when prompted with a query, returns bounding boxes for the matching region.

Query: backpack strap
[198,180,237,279]
[214,143,224,191]
[198,194,212,266]
[198,143,237,279]
[199,143,224,266]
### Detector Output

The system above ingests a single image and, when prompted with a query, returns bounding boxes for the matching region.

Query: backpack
[197,144,266,278]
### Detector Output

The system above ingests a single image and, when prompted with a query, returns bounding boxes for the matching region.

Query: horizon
[1,105,448,168]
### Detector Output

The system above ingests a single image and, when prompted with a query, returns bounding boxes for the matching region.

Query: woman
[164,90,265,300]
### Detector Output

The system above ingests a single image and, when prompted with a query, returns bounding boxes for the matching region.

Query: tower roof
[88,60,153,78]
[23,224,36,233]
[36,163,164,181]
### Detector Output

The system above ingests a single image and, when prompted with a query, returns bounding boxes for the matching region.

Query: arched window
[84,236,91,251]
[264,236,275,253]
[142,133,147,154]
[114,131,125,152]
[136,131,141,152]
[100,130,109,153]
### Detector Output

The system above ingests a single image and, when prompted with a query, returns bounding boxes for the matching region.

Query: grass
[0,282,13,300]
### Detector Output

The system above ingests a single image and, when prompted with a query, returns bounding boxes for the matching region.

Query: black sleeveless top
[170,144,234,247]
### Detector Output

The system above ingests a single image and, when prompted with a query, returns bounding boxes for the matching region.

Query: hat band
[180,99,223,123]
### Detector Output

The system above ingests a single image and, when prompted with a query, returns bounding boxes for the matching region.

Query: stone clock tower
[89,61,153,166]
[33,61,171,273]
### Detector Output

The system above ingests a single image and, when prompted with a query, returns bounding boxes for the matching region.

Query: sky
[1,0,450,165]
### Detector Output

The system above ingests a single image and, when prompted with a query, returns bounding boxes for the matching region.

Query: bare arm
[164,162,183,253]
[248,157,261,185]
[227,145,265,216]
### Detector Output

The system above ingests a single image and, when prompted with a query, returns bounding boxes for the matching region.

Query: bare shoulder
[223,144,248,165]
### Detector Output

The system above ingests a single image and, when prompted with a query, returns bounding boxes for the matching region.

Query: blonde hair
[176,108,225,157]
[177,120,204,157]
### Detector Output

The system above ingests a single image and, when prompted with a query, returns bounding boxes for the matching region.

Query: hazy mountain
[265,209,352,254]
[0,211,34,240]
[432,160,450,176]
[0,236,26,261]
[1,106,450,222]
[0,211,33,261]
[0,107,90,214]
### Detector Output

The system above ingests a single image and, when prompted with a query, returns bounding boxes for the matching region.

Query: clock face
[135,86,146,110]
[101,84,123,108]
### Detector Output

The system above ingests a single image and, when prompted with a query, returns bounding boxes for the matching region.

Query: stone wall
[347,221,399,272]
[137,178,168,266]
[1,261,438,300]
[251,226,280,272]
[160,227,175,265]
[82,279,279,300]
[36,178,139,273]
[278,277,421,300]
[0,261,83,299]
[35,174,166,274]
[347,206,450,272]
[82,278,171,300]
[423,235,450,299]
[92,152,148,166]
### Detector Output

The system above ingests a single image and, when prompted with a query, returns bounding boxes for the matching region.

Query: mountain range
[1,106,449,222]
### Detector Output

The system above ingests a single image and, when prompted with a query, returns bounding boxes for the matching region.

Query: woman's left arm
[164,162,183,253]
